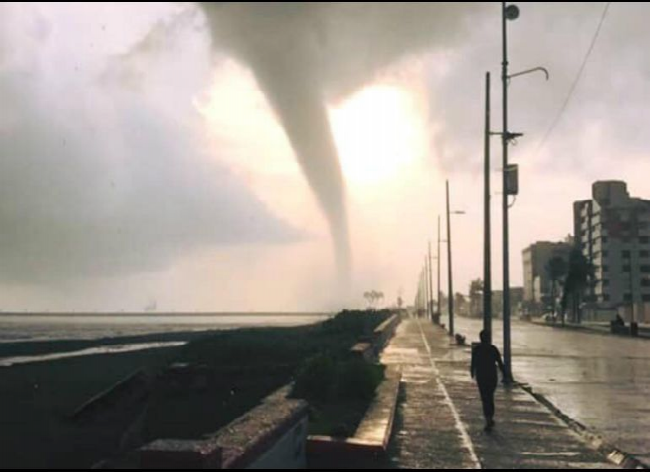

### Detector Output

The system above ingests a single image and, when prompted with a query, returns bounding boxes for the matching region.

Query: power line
[535,2,612,155]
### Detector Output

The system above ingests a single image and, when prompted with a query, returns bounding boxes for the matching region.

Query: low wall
[71,369,152,423]
[139,386,308,469]
[307,366,402,464]
[371,314,401,355]
[350,342,374,362]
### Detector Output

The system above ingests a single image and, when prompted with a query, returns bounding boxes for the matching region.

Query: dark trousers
[477,377,497,421]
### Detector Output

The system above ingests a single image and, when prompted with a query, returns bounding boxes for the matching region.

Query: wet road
[454,317,650,466]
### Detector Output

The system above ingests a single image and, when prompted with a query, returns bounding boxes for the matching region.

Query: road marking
[417,319,482,469]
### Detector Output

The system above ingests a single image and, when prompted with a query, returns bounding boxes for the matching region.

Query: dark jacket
[471,343,505,384]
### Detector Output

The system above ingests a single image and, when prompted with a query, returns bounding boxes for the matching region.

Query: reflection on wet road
[454,317,650,465]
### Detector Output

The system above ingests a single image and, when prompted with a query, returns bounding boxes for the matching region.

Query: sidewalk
[381,318,613,469]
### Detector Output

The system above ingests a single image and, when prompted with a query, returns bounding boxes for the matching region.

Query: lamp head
[505,4,520,21]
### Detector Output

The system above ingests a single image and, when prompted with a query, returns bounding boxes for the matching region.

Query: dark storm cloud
[425,3,650,176]
[200,2,486,283]
[0,4,302,284]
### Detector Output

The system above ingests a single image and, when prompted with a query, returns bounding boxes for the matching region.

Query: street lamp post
[428,241,434,321]
[499,4,548,379]
[420,260,425,318]
[447,180,454,336]
[424,255,431,318]
[501,0,515,383]
[437,215,442,318]
[484,71,493,342]
[446,180,465,337]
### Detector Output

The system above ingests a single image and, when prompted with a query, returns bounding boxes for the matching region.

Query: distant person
[614,314,625,327]
[470,330,505,432]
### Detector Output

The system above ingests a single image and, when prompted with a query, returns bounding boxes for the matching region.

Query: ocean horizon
[0,312,332,345]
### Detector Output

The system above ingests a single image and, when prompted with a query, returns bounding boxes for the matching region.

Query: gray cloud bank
[0,4,301,284]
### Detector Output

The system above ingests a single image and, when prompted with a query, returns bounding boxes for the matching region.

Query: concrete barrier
[139,386,308,469]
[371,314,401,355]
[307,366,401,464]
[140,439,223,469]
[71,369,152,423]
[350,342,374,362]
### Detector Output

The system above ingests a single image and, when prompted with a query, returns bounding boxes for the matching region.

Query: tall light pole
[501,1,518,383]
[499,4,548,379]
[427,240,433,320]
[484,71,493,342]
[425,255,431,320]
[446,181,453,336]
[446,180,465,337]
[417,266,424,317]
[437,215,442,318]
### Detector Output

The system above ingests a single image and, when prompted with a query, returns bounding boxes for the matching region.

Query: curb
[519,383,649,469]
[530,320,650,341]
[306,367,402,459]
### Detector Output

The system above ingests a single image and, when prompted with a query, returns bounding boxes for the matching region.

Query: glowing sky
[1,2,649,312]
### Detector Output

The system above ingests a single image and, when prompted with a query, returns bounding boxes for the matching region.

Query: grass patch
[143,310,391,442]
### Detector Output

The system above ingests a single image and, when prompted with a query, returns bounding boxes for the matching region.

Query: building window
[602,250,609,258]
[602,237,609,244]
[623,265,631,273]
[641,236,650,244]
[603,279,610,287]
[603,294,610,302]
[643,279,650,287]
[622,250,631,258]
[603,265,609,272]
[624,293,632,302]
[644,295,650,302]
[641,250,650,258]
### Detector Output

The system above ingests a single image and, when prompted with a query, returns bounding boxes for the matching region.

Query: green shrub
[292,354,336,402]
[335,360,385,403]
[293,357,385,405]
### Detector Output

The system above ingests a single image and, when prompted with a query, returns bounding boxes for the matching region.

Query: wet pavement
[382,318,613,469]
[454,316,650,467]
[382,318,479,469]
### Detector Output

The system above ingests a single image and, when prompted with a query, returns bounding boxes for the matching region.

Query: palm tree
[363,290,384,309]
[375,291,384,308]
[546,256,568,324]
[561,249,593,324]
[469,279,484,318]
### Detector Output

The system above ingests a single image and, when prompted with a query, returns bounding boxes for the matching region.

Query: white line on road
[416,319,482,469]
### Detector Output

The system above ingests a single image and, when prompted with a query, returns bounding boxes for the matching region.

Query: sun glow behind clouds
[330,85,427,187]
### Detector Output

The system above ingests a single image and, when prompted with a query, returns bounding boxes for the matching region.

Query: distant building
[522,240,572,309]
[574,181,650,321]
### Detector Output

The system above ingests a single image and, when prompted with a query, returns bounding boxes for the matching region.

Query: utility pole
[501,1,513,382]
[417,267,423,317]
[437,215,442,318]
[446,180,454,337]
[498,3,546,376]
[484,71,493,342]
[427,240,433,320]
[425,255,431,320]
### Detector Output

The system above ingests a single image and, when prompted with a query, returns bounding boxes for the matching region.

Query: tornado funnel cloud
[201,3,352,287]
[250,63,352,284]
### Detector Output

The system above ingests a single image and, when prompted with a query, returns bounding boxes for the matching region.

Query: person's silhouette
[470,330,505,432]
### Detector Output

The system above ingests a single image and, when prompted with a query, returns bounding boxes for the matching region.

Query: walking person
[470,330,505,432]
